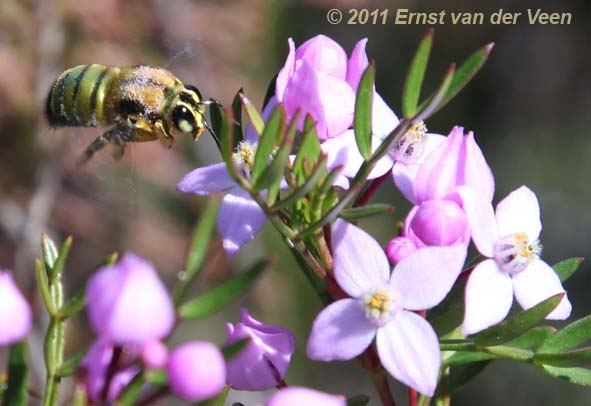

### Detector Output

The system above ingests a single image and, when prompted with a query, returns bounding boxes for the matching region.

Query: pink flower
[167,341,226,402]
[141,339,169,369]
[404,199,469,247]
[86,253,175,345]
[276,35,367,140]
[307,220,467,395]
[0,271,32,346]
[458,186,571,334]
[79,338,139,403]
[386,237,417,265]
[225,308,295,391]
[266,387,345,406]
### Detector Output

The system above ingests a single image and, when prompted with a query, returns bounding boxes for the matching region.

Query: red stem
[354,172,390,207]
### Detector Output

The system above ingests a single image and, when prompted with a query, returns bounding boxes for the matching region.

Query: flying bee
[45,64,217,165]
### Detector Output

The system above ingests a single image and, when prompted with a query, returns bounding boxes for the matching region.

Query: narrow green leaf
[475,293,564,347]
[2,342,28,406]
[354,65,374,160]
[240,94,265,136]
[294,116,321,171]
[483,345,534,361]
[173,198,221,306]
[402,28,433,117]
[541,365,591,386]
[506,326,556,350]
[251,106,285,184]
[231,88,244,147]
[57,350,86,378]
[198,386,230,406]
[145,370,168,385]
[59,285,86,319]
[444,351,494,367]
[179,260,268,319]
[438,42,494,110]
[262,74,278,110]
[209,98,223,146]
[222,338,250,361]
[254,112,297,193]
[535,347,591,368]
[99,252,119,267]
[49,236,72,283]
[271,159,327,212]
[339,204,394,221]
[35,259,56,316]
[441,361,491,396]
[117,372,144,405]
[553,257,584,282]
[539,315,591,353]
[218,108,245,187]
[346,394,371,406]
[41,234,59,272]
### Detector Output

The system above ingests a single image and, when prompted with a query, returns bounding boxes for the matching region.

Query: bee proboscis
[45,64,216,165]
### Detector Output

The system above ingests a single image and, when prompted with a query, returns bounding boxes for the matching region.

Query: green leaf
[59,285,86,319]
[50,236,72,283]
[57,350,86,378]
[173,198,221,306]
[271,159,327,212]
[346,394,371,406]
[218,108,244,185]
[535,347,591,368]
[231,88,244,147]
[99,252,119,267]
[475,293,564,347]
[209,98,223,146]
[339,204,394,221]
[483,345,534,361]
[444,351,494,367]
[540,365,591,386]
[222,338,250,361]
[253,112,296,192]
[428,276,467,337]
[506,326,556,350]
[117,372,144,405]
[145,369,168,385]
[41,234,59,272]
[179,259,268,319]
[2,342,28,406]
[35,259,56,316]
[402,28,433,117]
[414,63,455,122]
[440,361,491,396]
[553,257,584,282]
[251,106,285,184]
[438,42,494,110]
[240,94,265,136]
[539,315,591,353]
[294,116,321,172]
[197,386,230,406]
[354,65,374,160]
[262,73,278,110]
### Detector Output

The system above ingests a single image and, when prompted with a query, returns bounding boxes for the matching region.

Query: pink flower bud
[86,253,174,345]
[167,341,226,402]
[409,200,469,246]
[386,237,417,265]
[141,339,169,369]
[225,309,296,391]
[266,387,346,406]
[0,271,32,346]
[275,36,371,140]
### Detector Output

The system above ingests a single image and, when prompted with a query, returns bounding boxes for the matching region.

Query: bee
[45,64,216,165]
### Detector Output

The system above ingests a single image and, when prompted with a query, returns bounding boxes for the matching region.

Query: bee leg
[111,136,127,161]
[153,121,174,149]
[77,126,129,166]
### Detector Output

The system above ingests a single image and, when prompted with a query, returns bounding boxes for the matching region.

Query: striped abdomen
[46,64,119,127]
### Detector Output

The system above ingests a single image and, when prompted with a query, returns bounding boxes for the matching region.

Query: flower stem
[371,369,396,406]
[409,387,417,406]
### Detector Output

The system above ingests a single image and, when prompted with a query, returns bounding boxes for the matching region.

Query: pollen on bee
[389,121,428,165]
[232,141,258,171]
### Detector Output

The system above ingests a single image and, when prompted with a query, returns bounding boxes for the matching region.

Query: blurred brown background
[0,0,589,404]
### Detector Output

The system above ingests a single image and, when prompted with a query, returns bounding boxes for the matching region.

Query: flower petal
[372,92,400,139]
[276,38,296,100]
[282,60,328,139]
[462,259,514,334]
[177,163,236,195]
[392,134,445,204]
[266,387,345,406]
[346,38,369,90]
[376,311,440,396]
[244,97,278,143]
[390,243,467,310]
[217,188,267,257]
[461,131,495,202]
[0,272,32,346]
[295,35,348,79]
[456,186,499,257]
[316,73,355,138]
[495,186,542,241]
[321,130,363,178]
[332,219,390,297]
[512,259,571,319]
[306,299,376,361]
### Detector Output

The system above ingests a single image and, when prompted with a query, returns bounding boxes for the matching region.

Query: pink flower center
[493,232,542,274]
[363,290,399,326]
[389,121,427,164]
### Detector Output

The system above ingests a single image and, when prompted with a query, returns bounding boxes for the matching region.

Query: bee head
[172,85,205,140]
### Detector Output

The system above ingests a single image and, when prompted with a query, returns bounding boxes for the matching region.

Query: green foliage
[354,65,374,159]
[2,342,28,406]
[402,29,433,117]
[553,257,584,282]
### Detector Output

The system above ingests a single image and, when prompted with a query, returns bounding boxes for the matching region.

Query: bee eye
[185,85,202,100]
[172,105,196,134]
